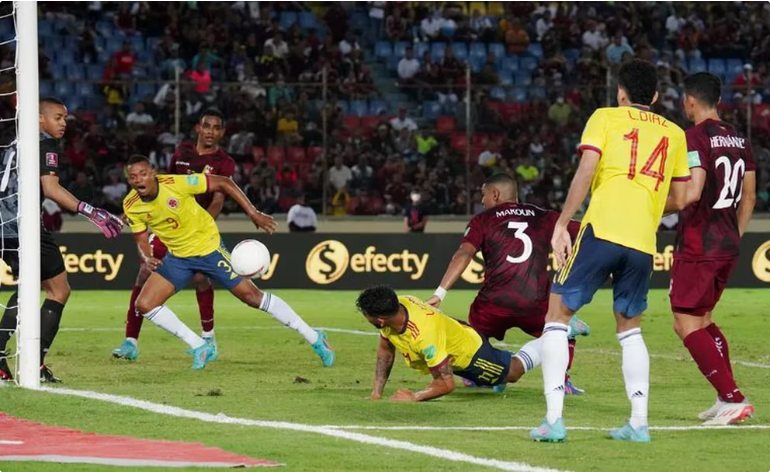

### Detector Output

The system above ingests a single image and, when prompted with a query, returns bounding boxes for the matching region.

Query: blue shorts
[552,224,652,318]
[156,242,243,292]
[453,337,512,387]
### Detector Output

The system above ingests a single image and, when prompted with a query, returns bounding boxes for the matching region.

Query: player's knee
[135,298,155,315]
[192,275,211,291]
[242,291,262,309]
[44,276,70,305]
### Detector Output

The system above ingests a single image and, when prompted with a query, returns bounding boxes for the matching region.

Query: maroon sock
[197,286,215,333]
[125,286,144,340]
[706,323,733,377]
[564,339,576,382]
[683,329,745,403]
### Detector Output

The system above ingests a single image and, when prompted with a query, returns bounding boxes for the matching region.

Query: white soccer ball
[231,239,271,278]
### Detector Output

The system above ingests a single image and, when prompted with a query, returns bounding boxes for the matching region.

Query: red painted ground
[0,413,282,468]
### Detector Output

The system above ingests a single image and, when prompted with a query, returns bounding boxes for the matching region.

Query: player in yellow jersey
[123,156,335,369]
[530,60,691,443]
[356,286,544,402]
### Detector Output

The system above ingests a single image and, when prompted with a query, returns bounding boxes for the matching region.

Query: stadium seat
[95,20,113,38]
[66,64,85,80]
[708,59,726,77]
[452,43,469,61]
[469,2,487,15]
[55,50,76,66]
[361,115,380,131]
[510,88,527,102]
[501,56,519,72]
[472,133,489,147]
[267,147,285,167]
[106,37,123,54]
[488,43,505,60]
[84,95,104,110]
[129,35,145,53]
[307,146,323,162]
[40,81,54,97]
[431,42,447,61]
[350,10,369,31]
[529,87,547,100]
[299,11,317,29]
[279,11,298,30]
[136,82,157,99]
[489,87,507,101]
[436,115,456,134]
[489,133,506,147]
[287,147,306,163]
[76,82,93,97]
[375,41,392,61]
[414,41,429,59]
[393,41,409,59]
[369,99,388,115]
[145,37,161,52]
[516,72,532,87]
[441,24,456,38]
[37,20,53,37]
[470,55,485,73]
[335,100,349,115]
[520,57,538,72]
[343,115,362,129]
[450,132,467,151]
[251,146,266,162]
[86,64,104,80]
[726,58,743,74]
[55,81,73,97]
[526,43,544,60]
[66,96,83,111]
[63,36,78,51]
[499,70,513,86]
[423,101,443,119]
[241,162,255,176]
[387,55,399,71]
[350,100,369,117]
[688,58,706,74]
[469,42,487,61]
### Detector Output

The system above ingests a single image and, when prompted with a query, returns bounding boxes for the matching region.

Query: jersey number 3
[713,156,745,209]
[624,128,669,191]
[506,222,532,263]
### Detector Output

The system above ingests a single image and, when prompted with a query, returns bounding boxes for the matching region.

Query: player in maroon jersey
[112,109,236,361]
[426,173,591,394]
[671,73,756,425]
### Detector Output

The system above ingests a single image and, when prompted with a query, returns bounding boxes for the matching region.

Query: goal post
[16,0,41,389]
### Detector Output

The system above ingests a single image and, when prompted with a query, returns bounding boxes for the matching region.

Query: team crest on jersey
[167,197,179,209]
[46,152,58,167]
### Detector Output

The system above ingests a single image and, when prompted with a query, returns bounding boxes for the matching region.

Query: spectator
[606,32,634,63]
[277,110,301,145]
[389,106,418,133]
[113,40,137,77]
[582,21,607,51]
[351,155,374,191]
[126,103,154,130]
[191,47,222,72]
[287,194,318,232]
[264,31,289,59]
[420,9,443,41]
[101,171,127,214]
[160,44,186,79]
[548,96,572,127]
[397,46,420,85]
[470,9,494,42]
[244,172,262,207]
[403,190,428,233]
[535,11,554,41]
[189,61,212,94]
[339,31,360,57]
[227,128,255,161]
[415,130,438,157]
[676,23,702,60]
[259,175,281,214]
[385,7,408,41]
[329,155,353,192]
[516,156,541,184]
[503,18,529,55]
[477,145,500,168]
[67,171,97,207]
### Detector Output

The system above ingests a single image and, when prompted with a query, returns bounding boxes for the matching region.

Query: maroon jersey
[169,142,236,211]
[461,202,580,316]
[675,119,756,261]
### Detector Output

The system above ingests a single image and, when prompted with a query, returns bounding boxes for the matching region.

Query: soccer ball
[231,239,271,278]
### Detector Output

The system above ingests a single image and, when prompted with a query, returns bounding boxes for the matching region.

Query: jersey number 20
[713,156,745,209]
[506,222,532,263]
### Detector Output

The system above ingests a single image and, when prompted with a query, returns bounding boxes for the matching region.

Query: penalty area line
[40,387,566,472]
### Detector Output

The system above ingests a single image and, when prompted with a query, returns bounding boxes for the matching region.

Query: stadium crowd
[3,2,769,222]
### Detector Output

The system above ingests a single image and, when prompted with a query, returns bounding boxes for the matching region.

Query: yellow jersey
[579,106,690,255]
[123,174,221,258]
[380,296,482,374]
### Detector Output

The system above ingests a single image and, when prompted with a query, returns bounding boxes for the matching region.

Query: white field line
[59,325,770,369]
[40,387,566,472]
[322,424,770,432]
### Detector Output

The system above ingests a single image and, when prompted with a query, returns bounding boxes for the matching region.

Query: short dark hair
[485,172,518,196]
[618,59,658,105]
[684,72,721,108]
[39,97,65,107]
[356,285,400,318]
[127,155,151,166]
[200,108,226,127]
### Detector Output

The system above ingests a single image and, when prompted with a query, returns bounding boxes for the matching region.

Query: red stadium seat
[278,196,297,211]
[343,115,362,130]
[489,133,506,148]
[307,146,323,162]
[297,163,312,180]
[472,133,489,147]
[287,147,306,163]
[267,146,285,167]
[361,115,379,131]
[251,146,265,162]
[450,132,467,151]
[241,162,255,176]
[436,115,456,135]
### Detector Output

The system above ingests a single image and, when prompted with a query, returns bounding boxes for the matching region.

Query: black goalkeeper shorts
[1,231,66,281]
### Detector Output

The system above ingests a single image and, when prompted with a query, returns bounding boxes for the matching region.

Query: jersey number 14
[624,128,669,191]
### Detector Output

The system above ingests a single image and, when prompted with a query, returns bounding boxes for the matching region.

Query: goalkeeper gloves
[77,202,124,238]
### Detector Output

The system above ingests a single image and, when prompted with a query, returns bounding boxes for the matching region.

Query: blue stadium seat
[369,99,388,115]
[469,42,487,61]
[95,20,113,38]
[510,88,527,102]
[470,55,485,73]
[85,95,104,110]
[564,48,581,64]
[375,41,392,60]
[146,37,161,52]
[97,49,111,64]
[688,58,706,74]
[423,101,442,119]
[726,58,743,74]
[393,41,409,59]
[66,64,85,80]
[39,81,54,97]
[55,50,75,66]
[520,57,538,72]
[279,11,298,30]
[63,36,78,51]
[488,42,505,60]
[526,43,544,60]
[387,55,399,71]
[76,82,93,97]
[299,11,317,29]
[350,10,368,31]
[335,100,349,115]
[414,42,429,59]
[66,96,83,111]
[129,35,145,53]
[490,87,506,101]
[350,100,369,117]
[138,49,153,63]
[515,71,532,87]
[43,37,63,54]
[430,42,447,61]
[94,36,106,51]
[708,59,726,77]
[441,24,456,38]
[37,20,53,37]
[442,100,458,115]
[529,87,547,100]
[501,56,519,72]
[106,37,124,54]
[87,64,104,80]
[499,70,513,86]
[55,82,73,97]
[136,82,157,99]
[452,43,468,61]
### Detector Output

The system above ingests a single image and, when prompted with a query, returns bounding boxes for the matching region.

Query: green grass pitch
[1,288,768,471]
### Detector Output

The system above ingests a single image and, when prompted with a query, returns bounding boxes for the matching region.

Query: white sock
[202,329,215,339]
[618,328,649,429]
[144,305,205,350]
[514,337,543,373]
[541,322,569,424]
[259,293,319,345]
[126,337,137,346]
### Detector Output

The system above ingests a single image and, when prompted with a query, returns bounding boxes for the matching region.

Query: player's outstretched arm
[206,175,277,234]
[552,150,599,266]
[737,171,756,237]
[41,175,123,238]
[391,359,456,402]
[371,337,396,400]
[206,191,226,219]
[427,242,476,307]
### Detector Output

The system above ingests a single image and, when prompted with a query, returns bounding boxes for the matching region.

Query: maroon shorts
[149,233,168,259]
[468,299,546,341]
[670,258,738,316]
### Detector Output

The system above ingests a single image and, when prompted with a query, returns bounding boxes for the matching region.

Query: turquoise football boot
[568,314,591,340]
[311,330,335,367]
[204,336,219,362]
[609,422,651,442]
[190,342,216,370]
[530,417,567,442]
[112,339,139,361]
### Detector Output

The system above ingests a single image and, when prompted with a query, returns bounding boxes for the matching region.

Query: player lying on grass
[426,173,590,395]
[123,155,334,369]
[671,72,756,425]
[113,109,236,362]
[357,285,543,402]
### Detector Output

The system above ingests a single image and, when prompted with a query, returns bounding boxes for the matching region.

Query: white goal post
[16,0,41,389]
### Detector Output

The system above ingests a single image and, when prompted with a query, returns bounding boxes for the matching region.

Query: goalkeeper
[0,97,123,383]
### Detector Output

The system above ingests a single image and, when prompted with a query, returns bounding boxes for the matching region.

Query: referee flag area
[1,289,768,472]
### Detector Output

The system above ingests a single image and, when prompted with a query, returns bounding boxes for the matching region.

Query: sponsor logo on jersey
[186,175,199,186]
[752,240,770,283]
[167,198,179,209]
[422,345,436,361]
[46,152,58,167]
